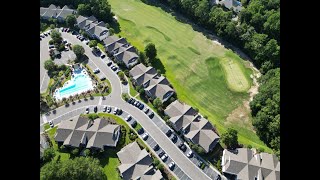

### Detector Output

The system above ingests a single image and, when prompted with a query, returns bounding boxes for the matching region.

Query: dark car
[149,112,154,118]
[171,134,177,143]
[117,108,123,115]
[159,151,165,157]
[153,144,159,151]
[166,129,172,137]
[101,54,106,59]
[137,128,144,134]
[130,99,136,105]
[198,160,203,167]
[215,175,221,180]
[131,120,137,128]
[107,61,112,66]
[111,66,117,71]
[179,143,187,152]
[139,103,144,110]
[127,98,133,103]
[135,101,140,107]
[94,106,98,113]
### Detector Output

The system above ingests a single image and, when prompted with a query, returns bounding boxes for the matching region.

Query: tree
[77,4,91,16]
[44,60,56,71]
[138,51,148,65]
[71,148,79,156]
[84,149,91,157]
[72,45,85,59]
[50,29,62,44]
[42,148,55,162]
[221,128,238,149]
[88,114,99,120]
[40,157,106,180]
[88,40,98,48]
[145,43,157,60]
[66,15,77,28]
[50,24,55,29]
[118,71,125,80]
[153,98,162,109]
[153,159,160,166]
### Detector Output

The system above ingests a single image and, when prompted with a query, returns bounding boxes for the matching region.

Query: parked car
[178,142,187,152]
[100,77,106,81]
[111,66,118,71]
[135,101,140,107]
[133,101,138,106]
[107,61,112,66]
[131,120,137,127]
[117,108,123,115]
[94,106,98,113]
[130,99,136,105]
[49,121,54,128]
[197,160,203,167]
[103,106,107,112]
[113,107,118,114]
[93,68,100,74]
[153,144,159,151]
[149,112,154,118]
[215,175,221,180]
[139,103,144,110]
[171,134,177,143]
[48,45,55,49]
[125,115,132,121]
[85,107,89,114]
[159,151,165,157]
[142,133,149,140]
[186,150,193,158]
[143,107,149,114]
[127,98,133,103]
[166,129,172,137]
[107,106,111,113]
[101,54,106,59]
[137,128,144,134]
[168,162,175,170]
[161,154,168,161]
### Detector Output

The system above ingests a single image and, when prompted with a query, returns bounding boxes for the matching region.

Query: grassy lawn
[108,0,270,151]
[128,80,138,97]
[97,43,106,53]
[44,123,50,130]
[47,127,71,161]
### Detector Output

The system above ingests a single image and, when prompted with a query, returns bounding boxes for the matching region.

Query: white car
[48,121,54,128]
[161,154,168,161]
[103,106,107,112]
[142,133,149,140]
[168,162,175,170]
[85,107,89,114]
[125,115,132,121]
[186,150,193,158]
[113,107,118,114]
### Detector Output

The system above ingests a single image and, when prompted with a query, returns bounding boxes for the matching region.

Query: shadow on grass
[151,58,166,74]
[110,19,121,34]
[98,148,118,167]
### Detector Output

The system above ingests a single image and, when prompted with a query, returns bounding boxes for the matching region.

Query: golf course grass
[108,0,271,152]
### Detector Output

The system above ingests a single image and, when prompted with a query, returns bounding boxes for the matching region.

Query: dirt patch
[225,101,254,131]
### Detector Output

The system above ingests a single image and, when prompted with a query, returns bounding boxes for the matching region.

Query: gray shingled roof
[77,15,97,30]
[140,166,164,180]
[117,142,158,180]
[87,22,109,40]
[114,46,138,67]
[164,100,197,131]
[54,116,120,149]
[184,116,219,152]
[40,4,76,19]
[103,35,120,46]
[145,76,174,102]
[222,148,280,180]
[129,63,158,87]
[105,37,129,53]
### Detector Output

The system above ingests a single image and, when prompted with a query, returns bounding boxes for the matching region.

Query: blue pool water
[55,71,93,99]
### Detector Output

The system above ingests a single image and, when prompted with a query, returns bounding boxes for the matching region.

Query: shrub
[258,147,265,153]
[153,159,160,167]
[194,108,199,112]
[49,40,54,45]
[247,145,252,149]
[203,115,208,119]
[84,149,91,157]
[50,24,55,29]
[88,114,99,120]
[157,163,164,171]
[122,93,129,101]
[71,148,79,156]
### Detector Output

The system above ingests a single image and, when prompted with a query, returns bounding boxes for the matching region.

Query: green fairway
[108,0,270,151]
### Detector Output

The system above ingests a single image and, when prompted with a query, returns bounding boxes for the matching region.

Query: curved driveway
[40,31,222,180]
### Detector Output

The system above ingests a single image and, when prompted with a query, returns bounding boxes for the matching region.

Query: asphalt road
[40,31,224,180]
[40,33,51,93]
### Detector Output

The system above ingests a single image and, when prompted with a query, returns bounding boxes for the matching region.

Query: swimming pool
[54,70,94,100]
